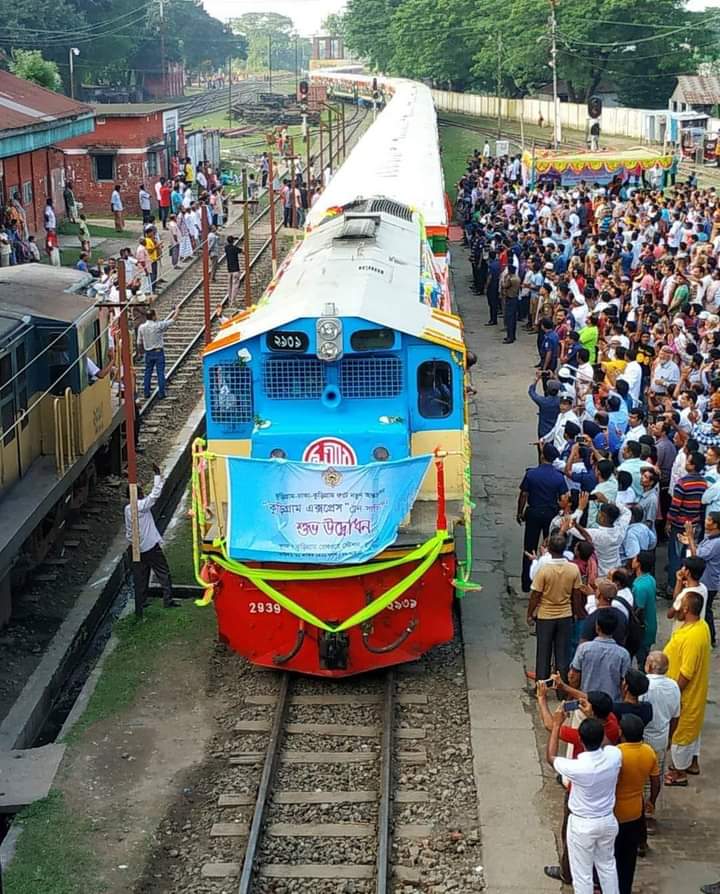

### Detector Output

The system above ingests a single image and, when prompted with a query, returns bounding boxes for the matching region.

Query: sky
[203,0,347,34]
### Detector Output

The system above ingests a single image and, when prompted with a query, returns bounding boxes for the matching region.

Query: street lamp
[69,47,80,99]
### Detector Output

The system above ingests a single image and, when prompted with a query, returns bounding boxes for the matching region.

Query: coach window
[350,328,395,351]
[417,360,452,419]
[93,153,115,182]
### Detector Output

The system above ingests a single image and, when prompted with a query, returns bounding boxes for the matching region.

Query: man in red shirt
[158,177,172,230]
[537,681,620,885]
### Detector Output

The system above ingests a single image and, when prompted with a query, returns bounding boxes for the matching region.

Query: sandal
[686,765,700,776]
[664,771,688,786]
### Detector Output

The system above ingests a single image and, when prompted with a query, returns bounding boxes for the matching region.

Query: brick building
[0,70,95,235]
[59,103,185,216]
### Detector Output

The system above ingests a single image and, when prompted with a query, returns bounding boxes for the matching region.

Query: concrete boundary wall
[431,89,653,141]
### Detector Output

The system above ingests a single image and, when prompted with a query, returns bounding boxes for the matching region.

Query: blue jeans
[667,528,684,592]
[144,349,166,398]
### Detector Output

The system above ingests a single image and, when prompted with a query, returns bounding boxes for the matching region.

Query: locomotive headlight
[270,448,287,459]
[318,319,340,340]
[373,446,390,461]
[318,341,339,361]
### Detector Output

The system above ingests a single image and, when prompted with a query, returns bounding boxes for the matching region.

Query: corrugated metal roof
[0,70,93,132]
[675,75,720,105]
[0,267,96,324]
[92,102,180,117]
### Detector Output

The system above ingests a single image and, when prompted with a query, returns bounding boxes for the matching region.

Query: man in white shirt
[568,494,631,575]
[618,354,643,404]
[547,709,622,894]
[110,184,124,231]
[125,462,179,616]
[543,394,580,452]
[640,651,680,810]
[138,184,152,224]
[621,408,647,452]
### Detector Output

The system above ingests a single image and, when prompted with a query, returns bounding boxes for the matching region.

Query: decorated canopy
[521,146,673,187]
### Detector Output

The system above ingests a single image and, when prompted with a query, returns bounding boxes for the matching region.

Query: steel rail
[237,672,291,894]
[376,670,396,894]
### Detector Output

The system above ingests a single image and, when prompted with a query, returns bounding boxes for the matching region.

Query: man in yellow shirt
[663,590,712,785]
[614,714,661,894]
[144,226,161,295]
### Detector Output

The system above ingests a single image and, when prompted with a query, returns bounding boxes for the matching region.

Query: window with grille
[340,357,403,398]
[263,358,325,400]
[209,362,253,426]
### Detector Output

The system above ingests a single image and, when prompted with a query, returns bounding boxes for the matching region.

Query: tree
[8,49,61,91]
[343,0,402,72]
[230,12,309,76]
[321,12,347,38]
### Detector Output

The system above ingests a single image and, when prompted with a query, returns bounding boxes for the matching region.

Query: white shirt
[44,205,56,230]
[139,188,151,211]
[554,746,622,818]
[111,189,123,212]
[618,361,642,402]
[571,504,631,575]
[640,674,681,754]
[621,423,647,451]
[124,474,163,553]
[546,409,581,452]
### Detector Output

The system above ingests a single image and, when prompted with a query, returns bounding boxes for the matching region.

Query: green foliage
[8,49,62,91]
[230,12,310,74]
[341,0,720,107]
[0,0,245,92]
[321,12,347,39]
[3,791,103,894]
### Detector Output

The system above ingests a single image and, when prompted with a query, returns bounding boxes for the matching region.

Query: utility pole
[295,35,299,93]
[227,55,232,128]
[69,47,79,99]
[242,168,252,307]
[201,203,211,345]
[158,0,166,95]
[268,34,273,92]
[549,0,561,150]
[117,261,140,565]
[496,32,502,139]
[268,151,277,274]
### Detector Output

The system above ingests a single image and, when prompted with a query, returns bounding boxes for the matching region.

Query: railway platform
[452,228,720,894]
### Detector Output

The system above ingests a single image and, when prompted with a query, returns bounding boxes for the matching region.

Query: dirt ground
[54,617,240,894]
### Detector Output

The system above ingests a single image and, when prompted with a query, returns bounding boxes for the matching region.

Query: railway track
[201,670,430,891]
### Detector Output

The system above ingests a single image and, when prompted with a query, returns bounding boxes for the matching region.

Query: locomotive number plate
[266,330,309,352]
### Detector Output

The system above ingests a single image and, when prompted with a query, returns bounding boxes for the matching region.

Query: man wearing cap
[543,394,580,452]
[529,369,561,439]
[518,443,569,592]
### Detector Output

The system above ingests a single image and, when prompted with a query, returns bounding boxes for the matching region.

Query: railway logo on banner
[303,437,357,466]
[225,454,432,564]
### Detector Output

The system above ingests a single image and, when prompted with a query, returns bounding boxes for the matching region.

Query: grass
[162,508,200,586]
[439,120,482,192]
[3,791,104,894]
[63,599,214,743]
[57,219,126,238]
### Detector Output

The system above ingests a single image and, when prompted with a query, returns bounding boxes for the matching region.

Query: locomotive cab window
[350,328,395,351]
[417,360,452,419]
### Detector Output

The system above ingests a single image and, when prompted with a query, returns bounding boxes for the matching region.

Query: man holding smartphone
[547,707,622,894]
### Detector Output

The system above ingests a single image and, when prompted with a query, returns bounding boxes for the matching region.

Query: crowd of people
[457,149,717,894]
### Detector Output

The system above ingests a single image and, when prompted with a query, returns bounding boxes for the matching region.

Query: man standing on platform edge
[125,463,179,617]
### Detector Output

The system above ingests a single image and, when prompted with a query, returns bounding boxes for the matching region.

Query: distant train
[0,266,120,624]
[192,74,472,677]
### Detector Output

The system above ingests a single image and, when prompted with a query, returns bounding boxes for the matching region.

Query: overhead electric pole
[158,0,166,95]
[549,0,561,150]
[496,32,502,139]
[268,34,273,92]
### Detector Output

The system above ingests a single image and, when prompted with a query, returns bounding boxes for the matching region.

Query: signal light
[588,95,602,119]
[299,79,309,100]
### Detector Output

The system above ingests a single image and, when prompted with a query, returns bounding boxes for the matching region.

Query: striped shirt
[691,421,720,450]
[666,473,709,532]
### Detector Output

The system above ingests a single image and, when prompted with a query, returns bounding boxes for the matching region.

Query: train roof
[205,205,462,358]
[0,267,97,330]
[306,79,447,232]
